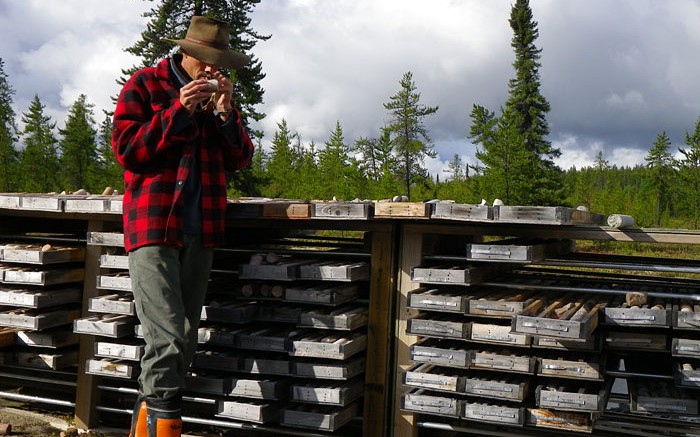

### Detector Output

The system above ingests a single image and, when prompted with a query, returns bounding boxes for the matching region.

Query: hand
[180,79,218,114]
[212,71,234,114]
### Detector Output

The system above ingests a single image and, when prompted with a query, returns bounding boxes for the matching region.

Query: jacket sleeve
[112,71,196,171]
[220,106,255,171]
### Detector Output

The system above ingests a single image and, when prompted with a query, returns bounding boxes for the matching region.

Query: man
[112,15,254,437]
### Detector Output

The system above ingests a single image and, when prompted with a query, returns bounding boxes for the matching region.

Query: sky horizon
[2,0,700,178]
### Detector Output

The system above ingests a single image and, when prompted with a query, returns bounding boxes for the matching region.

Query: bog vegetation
[0,0,698,229]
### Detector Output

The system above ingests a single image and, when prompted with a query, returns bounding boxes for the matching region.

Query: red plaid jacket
[112,57,254,252]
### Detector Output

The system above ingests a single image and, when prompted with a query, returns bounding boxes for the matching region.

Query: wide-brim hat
[163,16,250,69]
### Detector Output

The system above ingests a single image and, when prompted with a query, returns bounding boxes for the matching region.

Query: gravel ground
[0,404,127,437]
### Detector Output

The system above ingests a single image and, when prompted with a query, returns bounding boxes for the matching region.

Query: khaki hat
[164,16,250,69]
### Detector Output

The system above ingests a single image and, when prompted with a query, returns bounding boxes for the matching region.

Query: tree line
[0,0,697,229]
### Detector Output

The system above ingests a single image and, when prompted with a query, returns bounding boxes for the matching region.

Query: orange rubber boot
[128,399,148,437]
[153,417,182,437]
[146,396,182,437]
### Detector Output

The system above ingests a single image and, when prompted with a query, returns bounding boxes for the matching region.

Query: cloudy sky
[2,0,700,177]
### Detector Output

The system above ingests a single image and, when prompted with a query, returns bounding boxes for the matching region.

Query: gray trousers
[128,235,213,400]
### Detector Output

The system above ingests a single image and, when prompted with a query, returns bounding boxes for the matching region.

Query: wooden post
[73,219,109,429]
[391,227,423,437]
[362,226,398,437]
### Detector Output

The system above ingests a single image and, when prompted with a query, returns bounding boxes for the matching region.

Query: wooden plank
[293,356,365,380]
[675,300,700,329]
[85,358,137,379]
[2,266,84,286]
[298,260,370,282]
[94,340,144,361]
[407,287,470,314]
[462,402,525,425]
[512,294,605,340]
[604,296,671,327]
[406,314,471,340]
[63,197,110,213]
[675,362,700,388]
[466,238,574,263]
[290,331,367,360]
[281,402,359,431]
[532,335,599,352]
[16,328,79,348]
[470,349,536,374]
[312,201,371,219]
[401,389,460,418]
[284,283,358,306]
[63,195,123,213]
[96,273,132,291]
[672,338,700,358]
[494,205,605,225]
[468,289,541,318]
[196,326,242,347]
[19,195,63,212]
[360,227,396,437]
[86,231,124,247]
[73,314,137,338]
[463,374,529,402]
[260,202,310,219]
[2,244,85,265]
[535,381,607,412]
[411,264,507,286]
[14,349,79,370]
[431,202,493,221]
[470,322,531,347]
[290,378,364,406]
[374,202,430,218]
[0,285,82,308]
[88,292,135,315]
[403,363,464,393]
[0,307,81,330]
[537,355,604,381]
[228,376,288,400]
[298,304,368,330]
[216,399,280,424]
[409,339,470,368]
[74,219,109,429]
[0,193,21,209]
[99,254,129,269]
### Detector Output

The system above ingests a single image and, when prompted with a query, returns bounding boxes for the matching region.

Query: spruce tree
[645,131,676,226]
[383,71,438,199]
[679,118,700,228]
[19,95,60,192]
[447,154,466,181]
[264,119,297,198]
[59,94,98,191]
[470,0,562,205]
[96,112,124,191]
[318,121,357,200]
[353,128,396,186]
[0,58,19,192]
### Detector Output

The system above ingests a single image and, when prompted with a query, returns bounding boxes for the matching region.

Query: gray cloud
[2,0,700,173]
